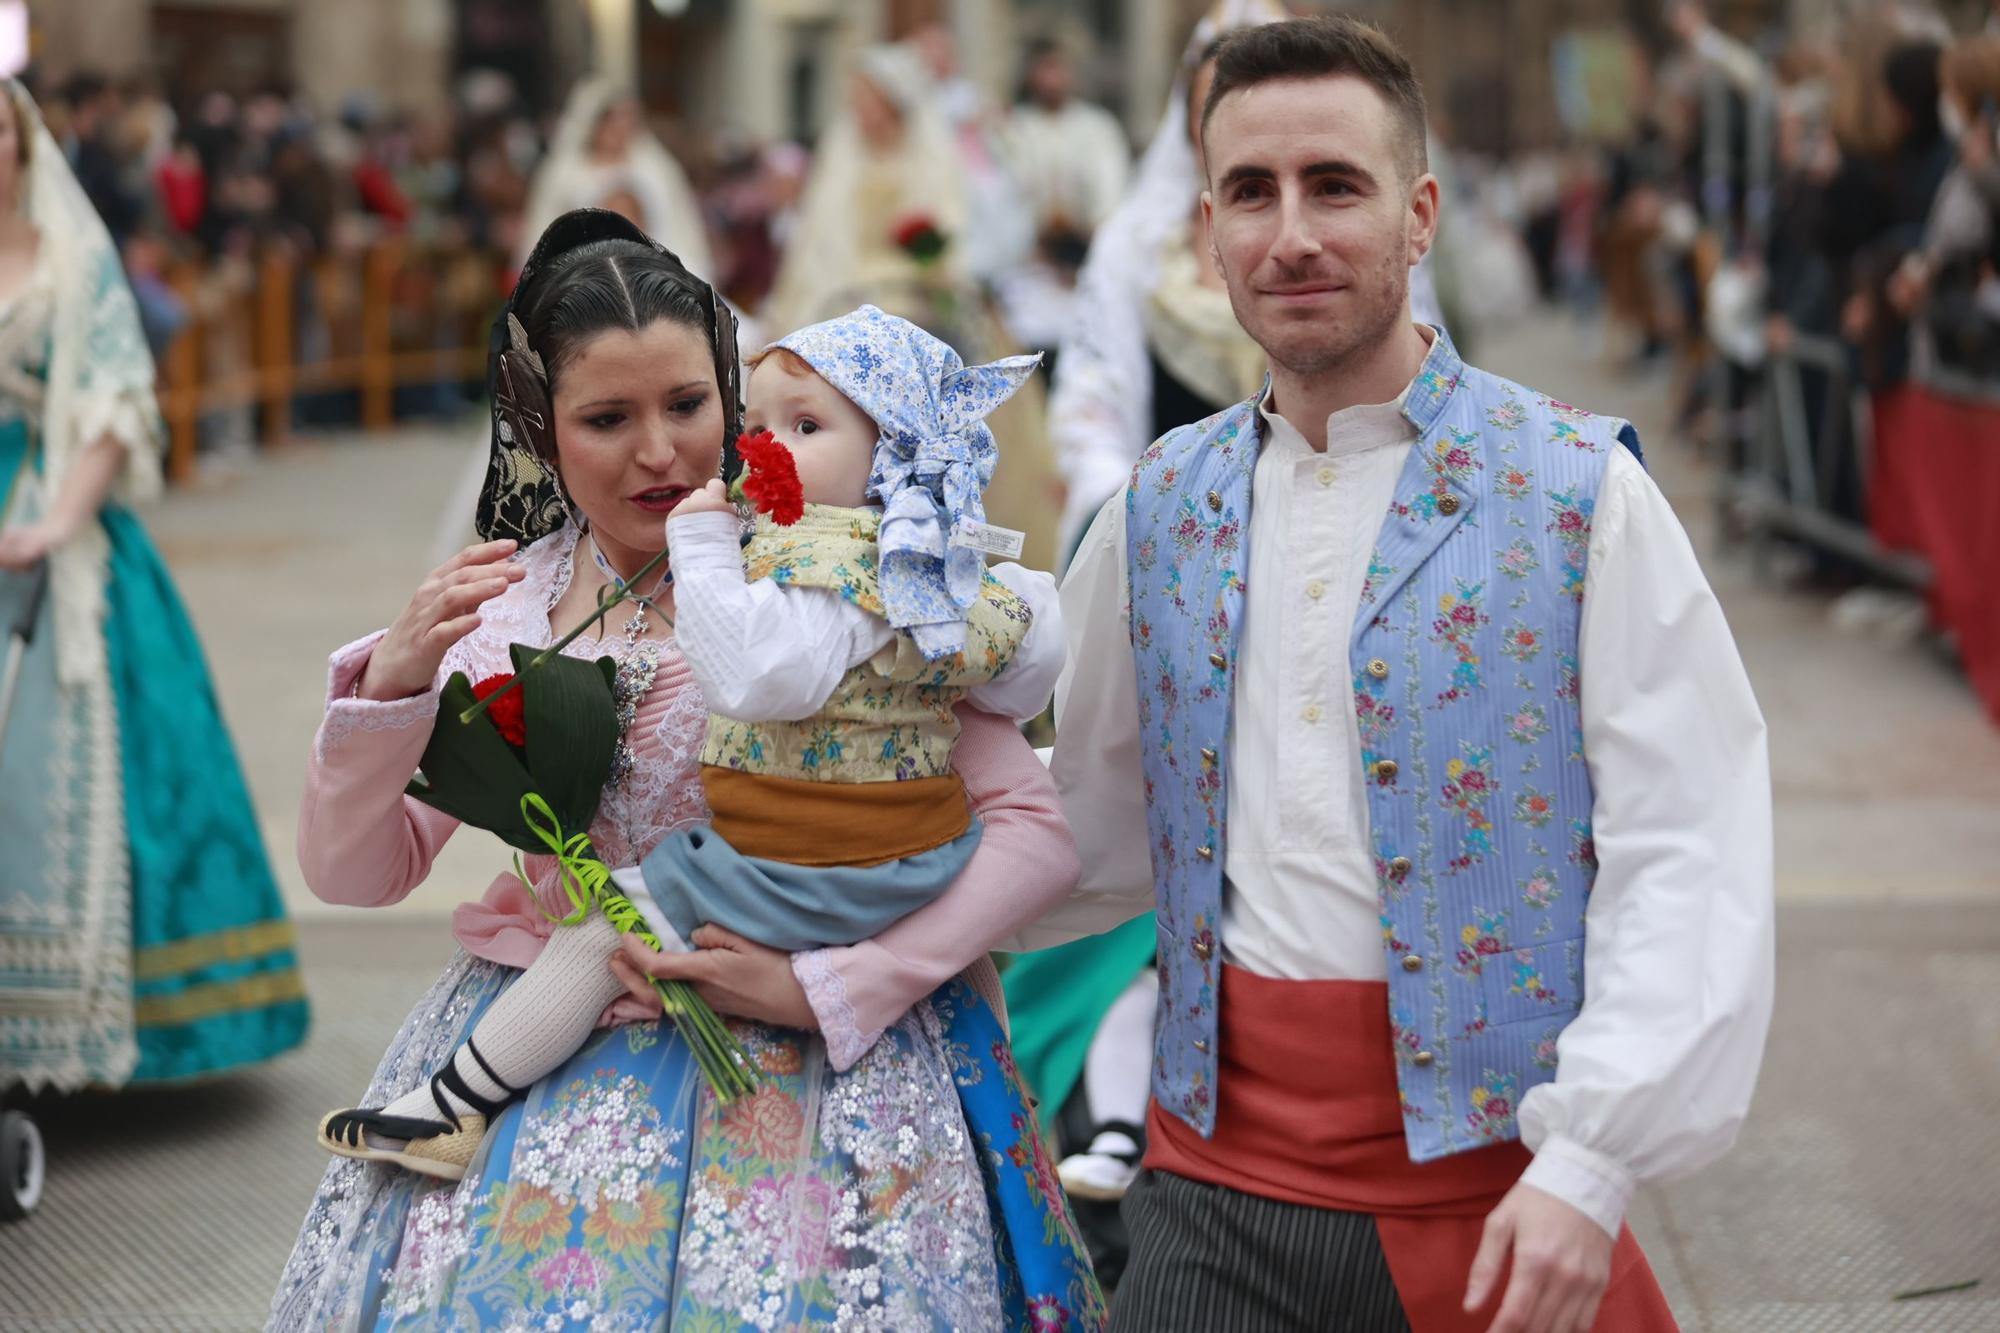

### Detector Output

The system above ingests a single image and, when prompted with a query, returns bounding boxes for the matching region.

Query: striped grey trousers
[1108,1170,1413,1332]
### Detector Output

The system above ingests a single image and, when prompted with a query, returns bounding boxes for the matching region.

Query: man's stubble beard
[1226,239,1413,382]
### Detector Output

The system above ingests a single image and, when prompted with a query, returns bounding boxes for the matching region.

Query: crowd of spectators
[1501,1,2000,596]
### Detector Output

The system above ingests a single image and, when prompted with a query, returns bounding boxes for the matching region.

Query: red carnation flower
[890,212,948,263]
[470,673,528,748]
[733,430,806,526]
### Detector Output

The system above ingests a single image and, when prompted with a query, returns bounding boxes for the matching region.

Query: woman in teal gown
[0,79,306,1094]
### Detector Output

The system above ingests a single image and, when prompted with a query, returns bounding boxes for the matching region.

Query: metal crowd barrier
[1725,331,1933,588]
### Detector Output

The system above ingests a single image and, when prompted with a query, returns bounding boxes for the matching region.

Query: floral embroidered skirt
[268,952,1104,1332]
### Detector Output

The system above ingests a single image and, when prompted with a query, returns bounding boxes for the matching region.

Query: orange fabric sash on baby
[698,766,972,867]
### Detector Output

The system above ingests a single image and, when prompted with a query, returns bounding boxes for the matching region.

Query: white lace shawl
[10,81,165,688]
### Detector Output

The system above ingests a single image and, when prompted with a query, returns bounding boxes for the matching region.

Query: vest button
[1200,747,1219,766]
[1196,844,1215,861]
[1402,954,1425,972]
[1438,493,1461,516]
[1206,490,1223,512]
[1193,938,1214,961]
[1389,856,1412,877]
[1374,759,1400,783]
[1194,1038,1210,1054]
[1367,658,1390,679]
[1208,651,1227,670]
[1412,1050,1435,1067]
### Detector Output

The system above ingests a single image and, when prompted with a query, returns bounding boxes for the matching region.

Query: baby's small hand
[673,478,735,520]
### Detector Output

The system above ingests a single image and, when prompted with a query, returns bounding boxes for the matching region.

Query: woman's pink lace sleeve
[794,706,1081,1069]
[297,632,460,908]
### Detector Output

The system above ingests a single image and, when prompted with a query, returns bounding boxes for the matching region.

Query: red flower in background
[733,430,806,526]
[890,212,948,263]
[471,673,528,747]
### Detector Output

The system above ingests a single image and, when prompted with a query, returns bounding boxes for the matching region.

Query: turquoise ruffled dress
[0,261,307,1091]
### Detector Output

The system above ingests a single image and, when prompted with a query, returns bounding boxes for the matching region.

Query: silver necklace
[579,535,670,799]
[588,534,674,645]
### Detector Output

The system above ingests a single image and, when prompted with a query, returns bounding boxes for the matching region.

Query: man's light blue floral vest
[1125,330,1642,1162]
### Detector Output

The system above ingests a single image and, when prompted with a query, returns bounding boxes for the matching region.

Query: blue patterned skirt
[269,953,1104,1331]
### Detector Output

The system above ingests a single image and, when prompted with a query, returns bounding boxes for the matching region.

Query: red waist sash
[1143,964,1677,1332]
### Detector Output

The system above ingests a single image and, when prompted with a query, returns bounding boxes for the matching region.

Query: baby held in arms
[319,305,1062,1178]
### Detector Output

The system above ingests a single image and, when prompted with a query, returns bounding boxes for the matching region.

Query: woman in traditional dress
[764,45,968,339]
[0,81,308,1094]
[268,208,1102,1332]
[764,45,1062,571]
[523,78,714,280]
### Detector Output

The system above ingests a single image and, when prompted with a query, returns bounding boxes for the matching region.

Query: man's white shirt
[1030,380,1776,1239]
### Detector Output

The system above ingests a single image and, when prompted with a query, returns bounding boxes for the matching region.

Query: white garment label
[960,522,1026,559]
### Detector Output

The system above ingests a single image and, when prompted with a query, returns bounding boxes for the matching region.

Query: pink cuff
[317,632,441,760]
[795,949,881,1071]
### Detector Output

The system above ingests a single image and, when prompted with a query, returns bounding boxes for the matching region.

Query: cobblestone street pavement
[2,314,1996,1330]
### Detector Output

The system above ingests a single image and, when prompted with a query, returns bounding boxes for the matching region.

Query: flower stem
[458,544,673,725]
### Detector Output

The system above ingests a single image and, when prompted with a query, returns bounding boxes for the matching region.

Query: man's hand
[609,925,819,1031]
[1464,1182,1613,1333]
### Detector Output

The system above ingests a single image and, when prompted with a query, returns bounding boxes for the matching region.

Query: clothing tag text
[959,522,1026,559]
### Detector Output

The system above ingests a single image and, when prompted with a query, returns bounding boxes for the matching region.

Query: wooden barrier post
[361,241,400,432]
[161,263,203,484]
[256,249,295,446]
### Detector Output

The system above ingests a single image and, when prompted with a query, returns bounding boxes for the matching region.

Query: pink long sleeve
[794,705,1081,1068]
[297,632,462,909]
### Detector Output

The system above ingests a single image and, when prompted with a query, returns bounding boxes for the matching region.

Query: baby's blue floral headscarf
[771,305,1040,659]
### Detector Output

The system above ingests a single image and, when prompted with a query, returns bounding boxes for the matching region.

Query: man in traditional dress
[1036,17,1774,1331]
[1002,38,1132,264]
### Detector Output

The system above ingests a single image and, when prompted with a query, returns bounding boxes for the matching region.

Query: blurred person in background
[1001,37,1131,301]
[60,71,140,249]
[154,130,207,238]
[0,79,307,1099]
[1821,30,1953,385]
[996,35,1136,358]
[765,43,968,335]
[769,40,1064,570]
[1886,33,2000,377]
[912,20,1034,292]
[522,78,712,279]
[1042,4,1279,556]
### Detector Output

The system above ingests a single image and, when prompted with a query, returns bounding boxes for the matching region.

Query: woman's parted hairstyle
[1199,16,1428,181]
[476,208,742,545]
[516,237,718,394]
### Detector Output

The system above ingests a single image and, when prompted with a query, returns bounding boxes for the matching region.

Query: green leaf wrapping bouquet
[406,641,759,1102]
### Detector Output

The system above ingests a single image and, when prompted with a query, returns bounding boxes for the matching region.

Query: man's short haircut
[1200,16,1429,180]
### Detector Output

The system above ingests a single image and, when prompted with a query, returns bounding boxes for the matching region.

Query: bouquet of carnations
[406,433,808,1102]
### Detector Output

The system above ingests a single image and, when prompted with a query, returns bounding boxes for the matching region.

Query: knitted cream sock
[377,914,628,1130]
